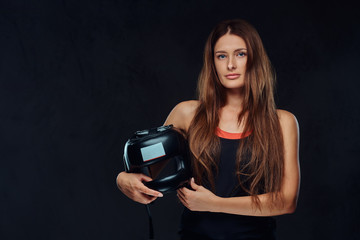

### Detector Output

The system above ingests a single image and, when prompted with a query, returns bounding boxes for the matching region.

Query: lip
[225,73,241,79]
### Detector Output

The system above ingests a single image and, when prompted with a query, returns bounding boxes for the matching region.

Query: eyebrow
[215,48,247,54]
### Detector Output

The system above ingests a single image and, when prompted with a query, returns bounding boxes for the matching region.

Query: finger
[142,193,158,203]
[177,188,189,199]
[177,192,189,208]
[138,185,163,197]
[177,188,183,194]
[137,174,153,182]
[190,177,199,190]
[181,186,194,195]
[177,189,186,200]
[142,193,157,200]
[134,192,157,204]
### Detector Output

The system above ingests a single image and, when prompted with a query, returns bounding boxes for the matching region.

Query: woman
[117,19,300,239]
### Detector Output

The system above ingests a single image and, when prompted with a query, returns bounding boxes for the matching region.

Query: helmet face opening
[145,156,178,180]
[123,125,191,193]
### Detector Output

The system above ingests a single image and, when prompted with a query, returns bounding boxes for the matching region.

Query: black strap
[145,204,155,240]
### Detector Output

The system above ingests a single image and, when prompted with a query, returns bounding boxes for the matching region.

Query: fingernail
[158,193,163,197]
[191,177,194,182]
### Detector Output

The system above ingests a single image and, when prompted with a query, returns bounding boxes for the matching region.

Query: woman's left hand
[177,178,220,212]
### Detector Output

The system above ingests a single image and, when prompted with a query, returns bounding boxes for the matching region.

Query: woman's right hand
[116,171,163,204]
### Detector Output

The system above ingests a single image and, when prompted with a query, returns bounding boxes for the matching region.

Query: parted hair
[187,19,284,211]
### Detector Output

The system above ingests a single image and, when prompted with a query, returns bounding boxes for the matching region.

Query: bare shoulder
[277,109,299,137]
[175,100,200,115]
[164,100,200,132]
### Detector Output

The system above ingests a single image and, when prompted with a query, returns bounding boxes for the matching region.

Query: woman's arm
[163,100,199,130]
[177,110,300,216]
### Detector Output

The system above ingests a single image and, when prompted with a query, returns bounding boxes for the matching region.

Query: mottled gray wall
[0,0,359,239]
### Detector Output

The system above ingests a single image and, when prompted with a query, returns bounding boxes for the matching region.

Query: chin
[220,80,245,90]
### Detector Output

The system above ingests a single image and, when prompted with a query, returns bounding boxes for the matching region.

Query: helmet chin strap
[146,204,154,240]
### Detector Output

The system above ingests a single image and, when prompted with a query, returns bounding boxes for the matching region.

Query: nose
[227,56,237,70]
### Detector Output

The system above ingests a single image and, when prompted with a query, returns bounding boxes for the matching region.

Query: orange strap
[216,127,252,139]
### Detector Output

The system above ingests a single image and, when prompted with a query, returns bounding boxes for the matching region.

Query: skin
[214,32,247,91]
[116,33,300,216]
[116,171,163,204]
[214,32,248,132]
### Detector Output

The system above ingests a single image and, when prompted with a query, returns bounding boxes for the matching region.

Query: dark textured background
[1,0,359,239]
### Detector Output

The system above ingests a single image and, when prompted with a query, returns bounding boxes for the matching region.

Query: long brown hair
[187,19,284,211]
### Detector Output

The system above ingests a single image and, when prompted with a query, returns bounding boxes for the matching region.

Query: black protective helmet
[123,125,192,193]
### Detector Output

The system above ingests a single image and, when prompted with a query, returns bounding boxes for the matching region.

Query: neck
[224,87,245,111]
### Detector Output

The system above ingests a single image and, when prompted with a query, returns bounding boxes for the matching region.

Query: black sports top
[178,128,276,240]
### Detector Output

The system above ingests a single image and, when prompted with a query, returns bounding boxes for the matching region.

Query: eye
[237,52,247,57]
[216,54,226,60]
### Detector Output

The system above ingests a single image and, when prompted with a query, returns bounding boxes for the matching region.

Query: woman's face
[214,33,247,89]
